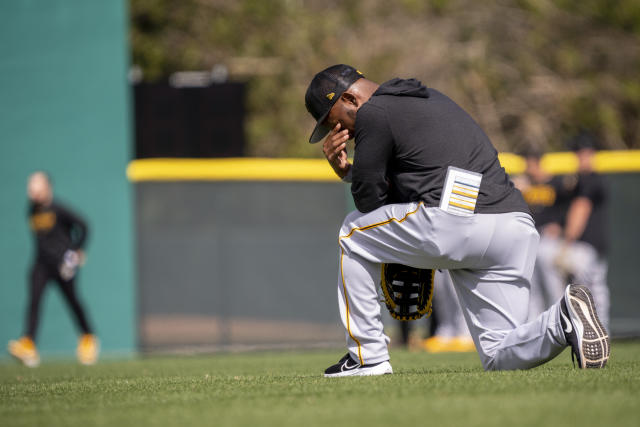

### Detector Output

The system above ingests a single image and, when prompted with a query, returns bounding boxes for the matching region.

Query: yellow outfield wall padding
[127,158,341,182]
[127,150,640,182]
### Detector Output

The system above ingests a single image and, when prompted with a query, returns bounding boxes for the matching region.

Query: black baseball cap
[305,64,364,143]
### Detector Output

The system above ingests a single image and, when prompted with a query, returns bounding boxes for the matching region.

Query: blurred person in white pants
[522,133,610,331]
[513,149,576,320]
[421,270,475,353]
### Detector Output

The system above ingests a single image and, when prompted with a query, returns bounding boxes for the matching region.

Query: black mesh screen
[134,82,245,158]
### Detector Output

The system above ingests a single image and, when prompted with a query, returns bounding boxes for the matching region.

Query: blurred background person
[558,132,611,330]
[395,270,475,353]
[8,172,99,367]
[421,270,475,353]
[514,149,576,319]
[515,133,611,331]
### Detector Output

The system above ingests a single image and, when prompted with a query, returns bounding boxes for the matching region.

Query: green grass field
[1,342,639,427]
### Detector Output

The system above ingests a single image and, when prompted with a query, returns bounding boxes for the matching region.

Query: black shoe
[323,353,393,378]
[560,284,610,368]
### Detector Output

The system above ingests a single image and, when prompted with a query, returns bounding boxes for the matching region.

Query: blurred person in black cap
[8,171,99,367]
[554,131,610,330]
[513,148,577,319]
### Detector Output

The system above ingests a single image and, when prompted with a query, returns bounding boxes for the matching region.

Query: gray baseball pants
[337,202,569,370]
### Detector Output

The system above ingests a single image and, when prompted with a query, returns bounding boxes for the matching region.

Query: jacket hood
[372,78,429,98]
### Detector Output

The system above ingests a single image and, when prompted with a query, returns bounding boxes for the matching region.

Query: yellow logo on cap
[356,70,363,75]
[326,92,335,100]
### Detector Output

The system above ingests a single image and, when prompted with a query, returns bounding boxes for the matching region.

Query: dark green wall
[0,1,134,356]
[607,174,640,336]
[136,182,346,351]
[134,176,639,353]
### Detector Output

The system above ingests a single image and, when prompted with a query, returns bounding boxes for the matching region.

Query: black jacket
[575,172,608,255]
[29,201,88,266]
[351,78,530,215]
[522,175,576,231]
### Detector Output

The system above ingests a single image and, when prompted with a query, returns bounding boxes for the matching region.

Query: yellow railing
[127,151,640,182]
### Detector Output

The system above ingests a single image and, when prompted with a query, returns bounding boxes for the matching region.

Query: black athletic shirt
[351,78,530,214]
[28,201,88,267]
[521,175,576,230]
[575,172,608,256]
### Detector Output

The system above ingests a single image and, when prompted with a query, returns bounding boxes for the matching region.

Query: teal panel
[0,0,134,357]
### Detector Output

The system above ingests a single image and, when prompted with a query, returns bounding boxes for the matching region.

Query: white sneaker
[323,353,393,377]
